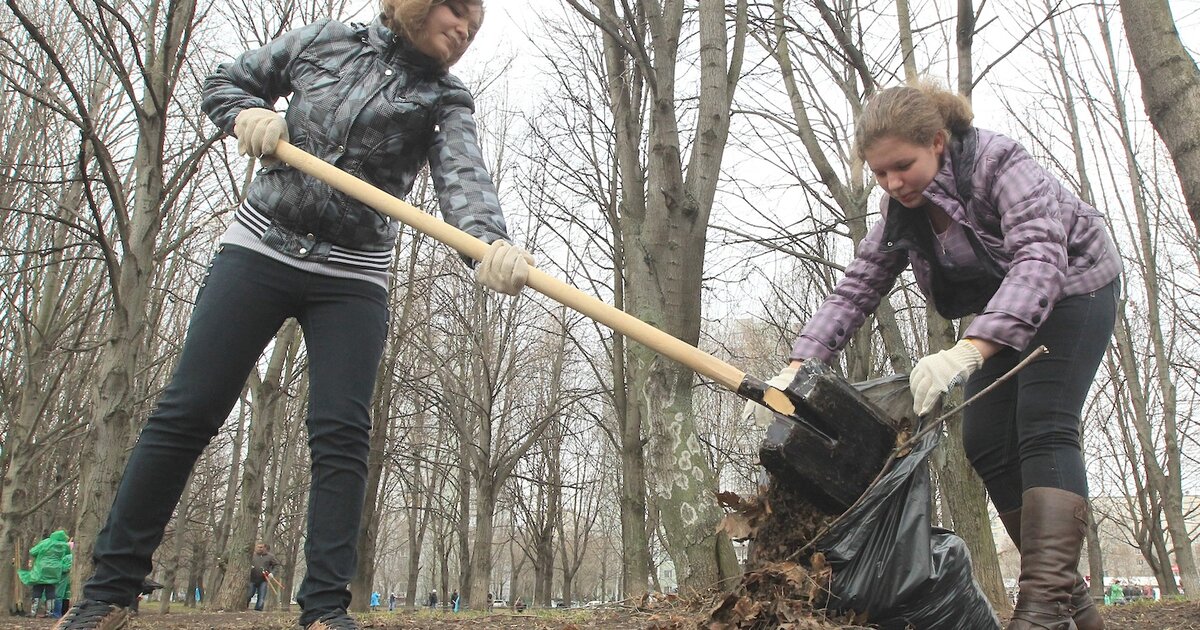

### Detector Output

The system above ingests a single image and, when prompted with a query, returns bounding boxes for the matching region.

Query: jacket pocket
[292,52,345,93]
[379,90,435,140]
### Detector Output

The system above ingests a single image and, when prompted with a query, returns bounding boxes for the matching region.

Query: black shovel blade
[757,360,898,514]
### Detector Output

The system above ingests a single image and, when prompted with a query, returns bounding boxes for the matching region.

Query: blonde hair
[380,0,485,43]
[854,82,974,159]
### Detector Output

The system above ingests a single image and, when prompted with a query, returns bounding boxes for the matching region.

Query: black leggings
[961,279,1118,513]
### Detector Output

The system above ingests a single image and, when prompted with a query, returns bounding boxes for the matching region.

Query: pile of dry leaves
[698,478,876,629]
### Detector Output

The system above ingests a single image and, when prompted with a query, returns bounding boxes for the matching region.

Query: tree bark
[214,320,297,610]
[1118,0,1200,238]
[349,341,397,611]
[1044,5,1107,599]
[159,474,195,613]
[0,183,88,614]
[1096,9,1198,598]
[42,0,203,591]
[580,0,746,594]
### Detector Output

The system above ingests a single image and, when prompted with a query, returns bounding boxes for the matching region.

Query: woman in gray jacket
[749,84,1118,630]
[55,2,528,630]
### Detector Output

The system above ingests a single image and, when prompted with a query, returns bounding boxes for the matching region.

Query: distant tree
[562,0,748,595]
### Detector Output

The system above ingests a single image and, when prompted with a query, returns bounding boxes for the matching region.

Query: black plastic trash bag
[814,375,1001,630]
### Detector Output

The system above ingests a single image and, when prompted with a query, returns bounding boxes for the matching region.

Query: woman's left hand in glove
[910,339,985,416]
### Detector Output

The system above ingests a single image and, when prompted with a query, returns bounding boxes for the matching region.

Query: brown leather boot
[1005,488,1090,630]
[999,506,1104,630]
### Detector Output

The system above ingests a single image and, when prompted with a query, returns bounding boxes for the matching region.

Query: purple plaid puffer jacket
[791,128,1121,363]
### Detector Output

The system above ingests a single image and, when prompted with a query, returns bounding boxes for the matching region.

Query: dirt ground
[0,599,1197,630]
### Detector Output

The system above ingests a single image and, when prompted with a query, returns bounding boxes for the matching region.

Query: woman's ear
[932,129,947,156]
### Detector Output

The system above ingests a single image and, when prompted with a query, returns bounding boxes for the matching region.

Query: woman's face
[411,1,481,67]
[864,133,945,208]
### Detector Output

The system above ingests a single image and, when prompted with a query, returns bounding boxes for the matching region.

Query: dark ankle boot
[999,505,1104,630]
[1005,488,1088,630]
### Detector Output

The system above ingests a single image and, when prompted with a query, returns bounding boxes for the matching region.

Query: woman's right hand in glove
[234,108,289,165]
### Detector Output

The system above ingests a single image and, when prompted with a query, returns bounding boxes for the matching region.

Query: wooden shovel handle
[272,142,785,408]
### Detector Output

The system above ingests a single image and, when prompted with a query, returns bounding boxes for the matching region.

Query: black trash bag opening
[812,374,1000,630]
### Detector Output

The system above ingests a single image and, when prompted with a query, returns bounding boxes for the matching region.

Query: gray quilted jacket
[202,18,510,260]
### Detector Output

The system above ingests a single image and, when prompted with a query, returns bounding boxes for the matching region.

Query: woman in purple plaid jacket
[55,3,529,630]
[749,83,1119,630]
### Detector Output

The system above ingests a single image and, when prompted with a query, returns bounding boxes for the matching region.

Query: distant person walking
[19,530,70,618]
[53,546,73,618]
[248,542,281,611]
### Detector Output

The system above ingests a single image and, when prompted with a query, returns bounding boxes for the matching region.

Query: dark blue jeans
[248,580,268,610]
[84,245,388,625]
[962,279,1118,512]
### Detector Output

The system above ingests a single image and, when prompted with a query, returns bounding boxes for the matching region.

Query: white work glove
[910,339,984,416]
[476,240,534,296]
[742,365,798,428]
[234,107,288,166]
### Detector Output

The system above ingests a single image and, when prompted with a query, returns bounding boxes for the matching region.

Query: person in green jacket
[1107,580,1125,605]
[18,530,70,617]
[54,550,73,617]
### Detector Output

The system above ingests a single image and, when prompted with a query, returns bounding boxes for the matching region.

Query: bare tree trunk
[575,0,747,593]
[592,6,652,598]
[454,423,471,605]
[1095,9,1198,598]
[1043,5,1107,600]
[1101,346,1178,595]
[926,311,1010,611]
[349,359,394,612]
[761,0,899,378]
[935,2,1009,610]
[402,408,432,609]
[211,403,248,597]
[465,478,498,609]
[159,474,195,614]
[538,433,562,607]
[352,238,424,610]
[214,320,298,609]
[0,223,80,613]
[1117,0,1200,237]
[437,530,450,609]
[262,410,303,611]
[895,0,918,83]
[66,0,204,590]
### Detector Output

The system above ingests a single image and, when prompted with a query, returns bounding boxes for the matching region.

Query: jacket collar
[925,127,977,210]
[880,197,934,256]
